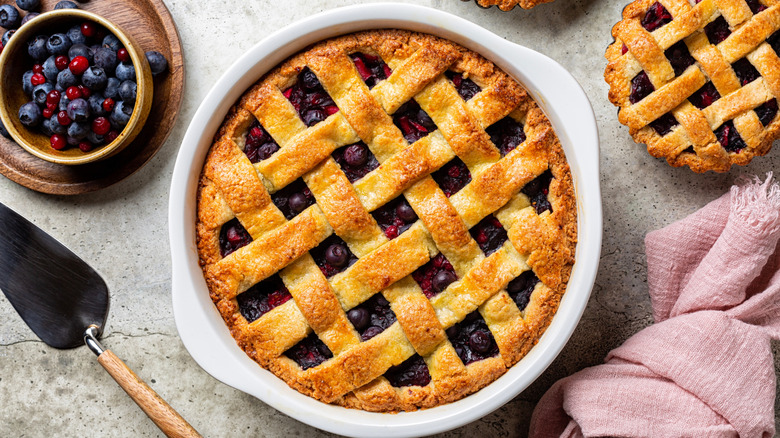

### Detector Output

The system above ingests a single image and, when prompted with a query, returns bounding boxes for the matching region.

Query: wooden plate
[0,0,184,194]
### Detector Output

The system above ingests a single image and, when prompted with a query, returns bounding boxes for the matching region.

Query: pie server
[0,202,200,438]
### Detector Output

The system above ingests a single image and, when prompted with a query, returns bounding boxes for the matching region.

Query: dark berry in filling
[756,99,778,126]
[445,71,481,101]
[486,116,526,156]
[310,234,358,278]
[283,67,339,127]
[219,218,252,257]
[350,52,391,89]
[705,16,731,45]
[285,333,333,370]
[244,119,279,163]
[746,0,766,14]
[522,170,554,215]
[371,196,418,239]
[412,253,457,299]
[445,311,499,365]
[732,58,760,86]
[715,121,747,152]
[649,113,679,136]
[688,82,720,109]
[385,354,431,387]
[332,142,379,183]
[348,293,397,341]
[431,157,471,197]
[507,270,540,311]
[271,178,315,220]
[665,41,696,77]
[236,274,292,323]
[393,99,437,143]
[629,71,654,104]
[768,30,780,54]
[469,215,508,256]
[641,2,673,32]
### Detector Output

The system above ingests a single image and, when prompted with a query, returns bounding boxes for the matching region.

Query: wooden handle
[97,350,201,438]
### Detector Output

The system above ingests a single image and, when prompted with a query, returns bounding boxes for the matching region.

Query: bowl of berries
[0,8,153,165]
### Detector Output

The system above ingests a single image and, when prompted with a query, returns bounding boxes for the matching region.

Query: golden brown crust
[195,30,577,412]
[605,0,780,172]
[472,0,554,10]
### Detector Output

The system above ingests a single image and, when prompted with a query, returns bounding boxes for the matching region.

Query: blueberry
[145,51,168,76]
[0,5,20,29]
[432,270,456,293]
[66,98,90,122]
[86,131,104,145]
[18,102,41,127]
[88,93,106,117]
[103,77,120,99]
[118,80,136,103]
[302,109,325,126]
[2,29,15,47]
[54,1,78,9]
[344,143,367,167]
[109,100,132,127]
[396,202,417,223]
[66,134,80,146]
[16,0,40,12]
[92,47,117,74]
[42,56,58,81]
[48,114,66,134]
[22,70,34,96]
[288,192,308,215]
[0,119,10,138]
[67,121,89,140]
[324,244,348,267]
[40,117,55,136]
[27,34,48,61]
[468,329,492,353]
[32,82,53,106]
[68,43,92,63]
[20,12,39,26]
[58,95,70,111]
[46,33,72,56]
[56,69,78,90]
[114,62,135,82]
[301,69,318,90]
[347,308,370,330]
[82,66,107,91]
[102,34,121,52]
[66,25,85,45]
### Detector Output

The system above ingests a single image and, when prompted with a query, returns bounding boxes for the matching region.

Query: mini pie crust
[472,0,554,10]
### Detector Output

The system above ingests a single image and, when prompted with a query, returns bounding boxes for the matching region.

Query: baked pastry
[196,30,576,412]
[468,0,554,10]
[605,0,780,172]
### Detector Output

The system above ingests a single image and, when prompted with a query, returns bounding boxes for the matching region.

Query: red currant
[78,85,91,98]
[102,98,115,112]
[0,41,4,55]
[50,134,66,150]
[46,90,61,105]
[117,48,130,63]
[91,117,110,135]
[80,22,96,37]
[31,73,45,86]
[46,102,57,111]
[105,130,119,143]
[32,64,43,74]
[42,108,53,118]
[69,56,89,75]
[66,86,82,100]
[55,55,69,70]
[78,142,93,152]
[57,111,72,126]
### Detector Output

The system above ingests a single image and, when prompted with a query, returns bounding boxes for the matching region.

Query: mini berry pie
[605,0,780,172]
[468,0,553,10]
[196,30,577,412]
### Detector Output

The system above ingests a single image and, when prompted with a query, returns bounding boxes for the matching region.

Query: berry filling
[350,52,391,89]
[445,71,481,101]
[244,119,280,163]
[715,120,747,152]
[705,16,731,45]
[507,270,540,311]
[732,58,760,86]
[347,293,397,341]
[486,116,526,156]
[412,253,458,299]
[755,99,778,126]
[649,113,679,136]
[629,71,654,104]
[236,274,293,323]
[310,234,358,278]
[665,41,696,77]
[522,170,554,214]
[446,311,499,365]
[768,30,780,54]
[332,142,379,183]
[431,157,471,197]
[285,333,333,371]
[371,196,418,240]
[746,0,767,14]
[283,67,339,127]
[688,82,720,109]
[219,218,252,257]
[384,354,431,387]
[393,99,437,144]
[271,178,315,220]
[641,2,673,32]
[469,215,508,256]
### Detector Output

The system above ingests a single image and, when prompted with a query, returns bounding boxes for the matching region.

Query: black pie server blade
[0,201,200,438]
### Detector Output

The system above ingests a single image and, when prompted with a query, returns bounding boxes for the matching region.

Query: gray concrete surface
[1,0,778,436]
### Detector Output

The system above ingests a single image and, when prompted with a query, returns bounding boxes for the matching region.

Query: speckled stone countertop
[0,0,777,436]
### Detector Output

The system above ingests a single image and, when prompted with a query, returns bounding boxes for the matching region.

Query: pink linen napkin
[529,174,780,438]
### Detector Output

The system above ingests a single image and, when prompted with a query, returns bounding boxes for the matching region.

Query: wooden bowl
[0,9,153,165]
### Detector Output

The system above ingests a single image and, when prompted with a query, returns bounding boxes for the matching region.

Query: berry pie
[469,0,553,10]
[606,0,780,172]
[196,30,577,412]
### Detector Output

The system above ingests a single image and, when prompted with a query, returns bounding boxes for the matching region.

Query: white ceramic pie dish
[169,4,601,437]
